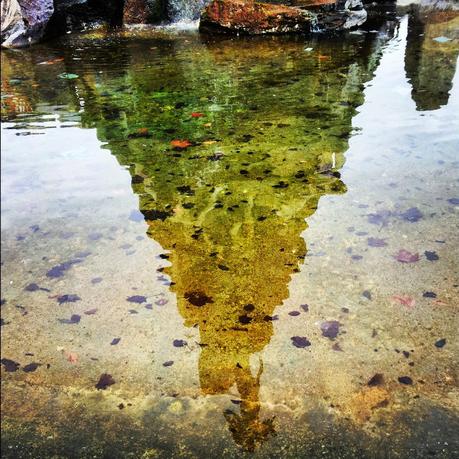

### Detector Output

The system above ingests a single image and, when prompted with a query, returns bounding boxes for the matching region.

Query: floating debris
[1,358,20,372]
[433,36,452,43]
[423,291,437,298]
[367,237,388,247]
[320,321,340,339]
[95,373,115,390]
[23,362,41,372]
[58,314,81,324]
[291,336,311,348]
[399,207,423,223]
[368,373,384,387]
[391,295,415,309]
[184,291,213,307]
[424,251,439,261]
[47,259,82,278]
[434,338,446,348]
[394,250,419,263]
[57,294,81,304]
[127,295,147,304]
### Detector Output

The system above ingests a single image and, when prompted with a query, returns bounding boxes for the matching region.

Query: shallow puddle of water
[1,6,459,459]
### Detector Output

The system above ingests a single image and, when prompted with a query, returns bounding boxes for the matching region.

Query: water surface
[1,7,459,458]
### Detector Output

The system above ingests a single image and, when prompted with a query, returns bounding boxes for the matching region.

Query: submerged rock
[199,0,367,35]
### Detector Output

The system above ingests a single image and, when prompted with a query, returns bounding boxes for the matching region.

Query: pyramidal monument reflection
[88,33,394,451]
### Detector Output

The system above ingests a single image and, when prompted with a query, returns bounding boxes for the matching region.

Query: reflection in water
[405,5,459,110]
[92,34,386,449]
[1,20,397,451]
[1,8,457,452]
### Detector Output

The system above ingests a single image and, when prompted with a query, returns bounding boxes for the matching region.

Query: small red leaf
[394,249,419,263]
[391,295,416,309]
[171,139,192,149]
[191,112,204,118]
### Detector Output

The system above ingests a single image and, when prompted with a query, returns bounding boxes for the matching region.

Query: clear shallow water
[1,7,459,459]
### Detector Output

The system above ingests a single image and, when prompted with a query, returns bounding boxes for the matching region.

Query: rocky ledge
[199,0,368,35]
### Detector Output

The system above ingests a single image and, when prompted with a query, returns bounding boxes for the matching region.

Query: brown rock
[199,0,315,34]
[199,0,367,35]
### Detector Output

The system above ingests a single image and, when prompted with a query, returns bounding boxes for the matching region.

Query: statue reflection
[125,148,346,450]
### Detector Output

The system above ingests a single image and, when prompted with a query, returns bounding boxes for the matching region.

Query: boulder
[199,0,315,34]
[1,0,54,48]
[123,0,166,24]
[199,0,367,34]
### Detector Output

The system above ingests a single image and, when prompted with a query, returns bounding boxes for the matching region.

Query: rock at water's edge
[1,0,54,48]
[199,0,368,35]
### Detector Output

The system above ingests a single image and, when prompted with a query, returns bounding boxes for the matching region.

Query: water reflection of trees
[405,5,459,110]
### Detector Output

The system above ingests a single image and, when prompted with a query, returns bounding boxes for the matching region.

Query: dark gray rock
[1,0,54,48]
